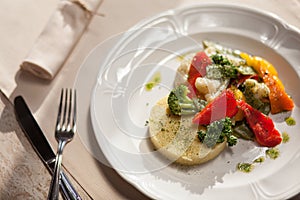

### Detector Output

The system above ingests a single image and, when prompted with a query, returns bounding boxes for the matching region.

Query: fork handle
[47,156,82,200]
[60,170,82,200]
[48,140,66,200]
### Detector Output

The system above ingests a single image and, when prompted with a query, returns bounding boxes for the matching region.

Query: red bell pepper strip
[192,90,239,125]
[238,100,282,147]
[187,51,212,97]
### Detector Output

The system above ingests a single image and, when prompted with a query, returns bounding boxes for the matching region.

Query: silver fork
[48,89,77,200]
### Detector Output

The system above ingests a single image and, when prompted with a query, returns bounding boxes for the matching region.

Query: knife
[14,96,82,200]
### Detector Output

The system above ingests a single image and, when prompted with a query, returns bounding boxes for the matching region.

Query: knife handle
[60,170,82,200]
[13,96,83,200]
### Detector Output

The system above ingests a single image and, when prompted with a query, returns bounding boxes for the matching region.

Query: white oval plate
[89,3,300,199]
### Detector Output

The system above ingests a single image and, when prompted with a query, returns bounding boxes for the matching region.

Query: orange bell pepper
[240,53,294,114]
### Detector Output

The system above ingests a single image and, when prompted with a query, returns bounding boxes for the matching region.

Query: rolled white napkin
[21,0,102,80]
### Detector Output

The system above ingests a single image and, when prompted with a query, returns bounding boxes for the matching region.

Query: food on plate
[149,96,226,165]
[285,116,296,126]
[148,40,294,165]
[167,84,208,116]
[240,53,294,114]
[192,89,239,125]
[237,162,254,173]
[266,147,280,160]
[238,100,282,147]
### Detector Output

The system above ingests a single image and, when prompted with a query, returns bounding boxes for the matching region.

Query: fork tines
[56,88,77,132]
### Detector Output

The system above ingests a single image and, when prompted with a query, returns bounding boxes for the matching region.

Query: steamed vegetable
[240,53,294,114]
[203,40,245,67]
[167,84,207,116]
[187,51,212,96]
[206,64,238,80]
[167,40,293,150]
[198,117,237,148]
[208,54,238,79]
[195,77,229,102]
[238,100,282,147]
[242,79,271,114]
[192,90,239,125]
[233,121,254,141]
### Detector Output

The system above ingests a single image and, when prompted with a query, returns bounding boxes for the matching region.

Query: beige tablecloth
[1,0,300,199]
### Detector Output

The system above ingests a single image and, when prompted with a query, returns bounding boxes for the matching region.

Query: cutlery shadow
[11,70,53,112]
[96,161,151,200]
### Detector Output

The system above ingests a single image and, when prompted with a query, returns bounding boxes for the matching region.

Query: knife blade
[14,95,82,200]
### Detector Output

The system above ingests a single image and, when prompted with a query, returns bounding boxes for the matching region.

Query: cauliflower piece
[174,55,193,87]
[243,79,270,114]
[195,77,221,94]
[195,77,229,102]
[244,79,270,100]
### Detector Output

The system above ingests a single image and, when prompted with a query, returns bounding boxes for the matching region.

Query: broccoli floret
[206,64,238,79]
[222,65,238,79]
[198,117,237,148]
[211,54,231,66]
[206,55,238,79]
[167,85,206,116]
[227,135,238,146]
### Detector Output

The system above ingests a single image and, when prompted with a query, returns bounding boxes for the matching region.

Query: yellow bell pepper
[230,86,245,121]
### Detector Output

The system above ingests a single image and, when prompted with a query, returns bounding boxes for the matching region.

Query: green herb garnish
[253,156,265,163]
[237,162,254,173]
[285,117,296,126]
[282,132,290,143]
[266,148,280,160]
